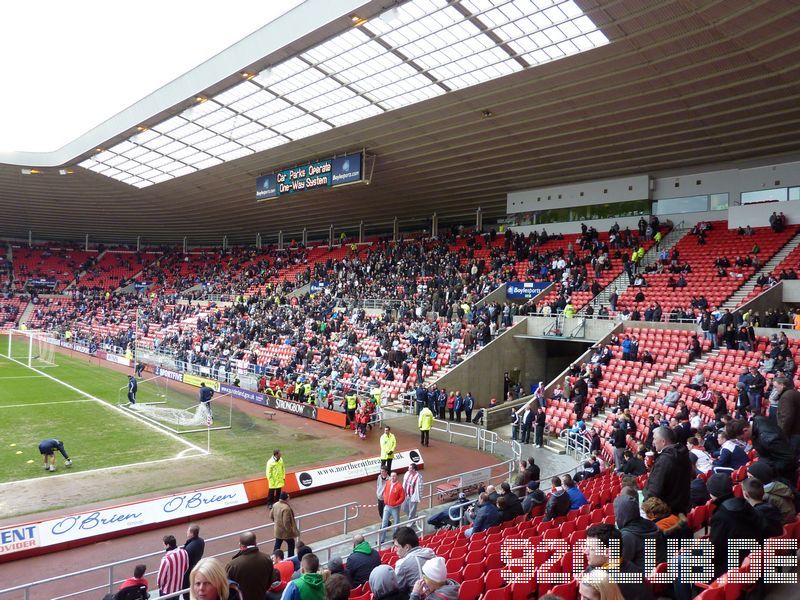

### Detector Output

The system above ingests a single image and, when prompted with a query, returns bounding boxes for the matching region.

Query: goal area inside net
[4,329,58,368]
[117,375,233,434]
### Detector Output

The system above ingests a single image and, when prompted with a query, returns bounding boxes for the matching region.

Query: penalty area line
[0,399,94,409]
[0,450,208,488]
[3,354,208,456]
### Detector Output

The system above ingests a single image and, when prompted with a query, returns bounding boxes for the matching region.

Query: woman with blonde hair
[579,569,624,600]
[190,557,240,600]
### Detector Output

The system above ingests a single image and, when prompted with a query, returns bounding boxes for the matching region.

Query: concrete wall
[729,200,800,230]
[780,280,800,304]
[507,175,649,213]
[433,319,542,407]
[735,281,785,319]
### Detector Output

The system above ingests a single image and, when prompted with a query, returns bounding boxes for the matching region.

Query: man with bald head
[345,534,380,587]
[226,531,274,600]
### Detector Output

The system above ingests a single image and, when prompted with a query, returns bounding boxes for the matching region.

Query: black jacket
[544,488,571,522]
[709,496,763,577]
[622,457,647,476]
[753,501,784,538]
[644,444,692,514]
[346,545,381,587]
[751,416,798,482]
[614,496,666,570]
[501,492,525,519]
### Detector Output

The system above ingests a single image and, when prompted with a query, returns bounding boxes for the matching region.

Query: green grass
[0,342,358,493]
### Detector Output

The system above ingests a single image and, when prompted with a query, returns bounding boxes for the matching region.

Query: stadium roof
[2,0,800,245]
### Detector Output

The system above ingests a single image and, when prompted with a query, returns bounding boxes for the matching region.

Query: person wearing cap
[270,492,299,557]
[707,472,764,578]
[522,480,546,516]
[369,565,405,600]
[748,461,797,524]
[345,535,380,587]
[409,556,459,600]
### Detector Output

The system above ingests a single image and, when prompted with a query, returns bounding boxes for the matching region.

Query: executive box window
[741,188,788,204]
[654,193,729,215]
[512,198,650,225]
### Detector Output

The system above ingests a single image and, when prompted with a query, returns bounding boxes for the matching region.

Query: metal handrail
[0,501,360,600]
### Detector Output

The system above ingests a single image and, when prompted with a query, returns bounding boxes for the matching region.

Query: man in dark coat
[182,524,205,599]
[613,495,665,571]
[644,427,692,514]
[345,535,380,587]
[774,376,800,454]
[226,531,274,600]
[707,473,764,578]
[742,417,797,484]
[544,477,571,522]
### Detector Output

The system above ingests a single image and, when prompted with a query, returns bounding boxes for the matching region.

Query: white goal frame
[4,329,58,368]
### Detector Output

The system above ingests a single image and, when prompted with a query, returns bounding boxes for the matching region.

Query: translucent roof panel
[79,0,607,188]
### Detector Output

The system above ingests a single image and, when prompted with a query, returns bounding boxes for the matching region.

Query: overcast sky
[0,1,304,153]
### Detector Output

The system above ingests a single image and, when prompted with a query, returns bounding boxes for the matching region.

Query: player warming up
[199,382,215,416]
[127,375,138,405]
[39,439,72,472]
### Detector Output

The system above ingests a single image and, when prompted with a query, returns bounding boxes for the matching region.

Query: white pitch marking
[3,354,208,455]
[0,399,94,409]
[0,450,207,487]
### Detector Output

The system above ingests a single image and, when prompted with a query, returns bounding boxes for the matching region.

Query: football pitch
[0,342,358,517]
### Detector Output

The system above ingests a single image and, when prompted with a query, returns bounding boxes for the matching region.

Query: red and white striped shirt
[403,470,422,503]
[157,547,189,595]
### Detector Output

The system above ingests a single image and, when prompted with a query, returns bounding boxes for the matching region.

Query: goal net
[117,375,233,434]
[4,329,58,368]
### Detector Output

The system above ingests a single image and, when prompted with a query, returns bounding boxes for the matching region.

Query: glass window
[789,187,800,202]
[709,193,729,211]
[526,198,649,224]
[741,188,788,204]
[654,195,708,215]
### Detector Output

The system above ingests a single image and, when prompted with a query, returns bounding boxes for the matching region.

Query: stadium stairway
[65,249,107,291]
[581,226,687,315]
[721,227,800,310]
[17,301,37,327]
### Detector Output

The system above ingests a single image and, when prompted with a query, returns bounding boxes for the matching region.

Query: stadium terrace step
[582,227,687,315]
[721,228,800,310]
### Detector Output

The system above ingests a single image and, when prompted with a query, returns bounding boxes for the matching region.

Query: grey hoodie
[409,580,460,600]
[395,546,437,593]
[614,496,665,569]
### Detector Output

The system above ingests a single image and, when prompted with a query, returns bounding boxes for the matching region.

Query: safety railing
[0,501,360,600]
[135,513,431,600]
[559,428,593,463]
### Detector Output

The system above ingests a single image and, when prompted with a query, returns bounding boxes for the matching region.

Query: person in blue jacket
[200,382,215,416]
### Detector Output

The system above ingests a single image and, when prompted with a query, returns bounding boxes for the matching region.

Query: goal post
[4,329,58,368]
[123,391,234,435]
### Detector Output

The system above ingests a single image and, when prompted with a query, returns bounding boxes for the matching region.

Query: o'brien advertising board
[256,151,363,200]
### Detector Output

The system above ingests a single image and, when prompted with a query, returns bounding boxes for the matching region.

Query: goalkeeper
[199,382,215,416]
[39,439,72,472]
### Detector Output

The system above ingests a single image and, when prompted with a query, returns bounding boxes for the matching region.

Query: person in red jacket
[379,472,406,544]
